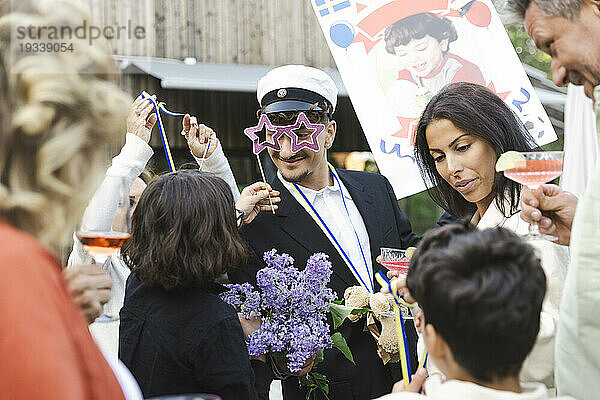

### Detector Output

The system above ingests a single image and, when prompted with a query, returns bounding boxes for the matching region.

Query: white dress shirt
[278,169,374,292]
[375,378,574,400]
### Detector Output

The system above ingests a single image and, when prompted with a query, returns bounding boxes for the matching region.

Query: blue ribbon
[291,167,374,293]
[376,270,414,381]
[141,93,184,173]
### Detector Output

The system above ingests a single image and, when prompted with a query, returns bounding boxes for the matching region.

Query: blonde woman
[0,1,139,399]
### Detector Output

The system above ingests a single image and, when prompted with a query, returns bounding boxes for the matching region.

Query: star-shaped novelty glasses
[244,112,325,155]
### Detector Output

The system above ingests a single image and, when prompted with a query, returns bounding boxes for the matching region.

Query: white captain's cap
[257,65,338,118]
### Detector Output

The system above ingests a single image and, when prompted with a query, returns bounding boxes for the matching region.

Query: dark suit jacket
[230,169,420,400]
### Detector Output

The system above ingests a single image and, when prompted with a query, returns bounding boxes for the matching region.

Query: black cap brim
[262,100,326,114]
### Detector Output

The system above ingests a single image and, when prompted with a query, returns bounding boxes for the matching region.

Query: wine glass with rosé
[502,151,564,241]
[75,176,131,322]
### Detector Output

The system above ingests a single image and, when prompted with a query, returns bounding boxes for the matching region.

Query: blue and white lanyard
[290,166,374,293]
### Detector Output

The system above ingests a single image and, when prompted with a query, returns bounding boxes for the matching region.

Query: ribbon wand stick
[255,154,275,214]
[141,93,184,173]
[244,114,281,215]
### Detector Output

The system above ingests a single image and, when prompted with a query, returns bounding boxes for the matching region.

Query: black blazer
[230,169,420,400]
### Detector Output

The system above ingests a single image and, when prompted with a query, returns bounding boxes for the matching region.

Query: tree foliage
[504,23,552,77]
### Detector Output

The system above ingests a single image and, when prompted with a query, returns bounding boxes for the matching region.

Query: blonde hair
[0,0,130,254]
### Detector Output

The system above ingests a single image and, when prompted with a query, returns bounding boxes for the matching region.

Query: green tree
[504,23,552,78]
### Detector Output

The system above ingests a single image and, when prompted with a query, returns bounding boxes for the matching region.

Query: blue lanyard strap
[291,167,374,293]
[329,167,374,293]
[141,94,184,173]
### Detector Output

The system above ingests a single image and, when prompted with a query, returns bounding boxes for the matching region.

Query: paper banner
[311,0,557,199]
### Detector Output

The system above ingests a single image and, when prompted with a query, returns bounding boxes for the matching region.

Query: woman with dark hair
[119,171,275,400]
[412,82,568,388]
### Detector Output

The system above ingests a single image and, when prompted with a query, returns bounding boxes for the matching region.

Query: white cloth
[68,133,153,360]
[101,348,143,400]
[68,133,240,361]
[554,85,600,400]
[561,84,598,196]
[256,65,338,111]
[277,168,374,292]
[473,200,569,388]
[375,379,574,400]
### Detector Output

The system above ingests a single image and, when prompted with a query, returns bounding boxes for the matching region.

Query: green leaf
[311,373,329,394]
[301,372,329,400]
[332,299,343,305]
[313,349,324,367]
[305,385,315,400]
[299,375,316,388]
[329,303,352,329]
[329,303,370,329]
[332,332,355,364]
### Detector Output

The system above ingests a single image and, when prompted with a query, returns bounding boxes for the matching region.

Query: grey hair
[503,0,582,21]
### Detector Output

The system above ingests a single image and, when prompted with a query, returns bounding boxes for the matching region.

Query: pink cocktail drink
[380,260,409,275]
[503,159,563,187]
[501,151,564,241]
[380,247,410,275]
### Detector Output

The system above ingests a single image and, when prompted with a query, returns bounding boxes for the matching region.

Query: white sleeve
[67,232,94,267]
[192,140,240,200]
[67,133,153,266]
[105,133,154,181]
[520,241,569,386]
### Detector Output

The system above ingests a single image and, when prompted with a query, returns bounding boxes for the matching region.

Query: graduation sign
[311,0,557,198]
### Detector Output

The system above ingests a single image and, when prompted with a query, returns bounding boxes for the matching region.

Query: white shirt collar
[277,167,352,203]
[474,197,527,235]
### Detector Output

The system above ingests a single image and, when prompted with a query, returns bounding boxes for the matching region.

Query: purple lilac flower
[220,249,337,372]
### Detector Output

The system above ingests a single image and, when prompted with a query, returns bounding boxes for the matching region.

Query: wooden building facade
[81,0,369,185]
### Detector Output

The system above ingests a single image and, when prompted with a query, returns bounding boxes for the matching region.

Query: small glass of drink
[379,247,410,276]
[503,151,564,241]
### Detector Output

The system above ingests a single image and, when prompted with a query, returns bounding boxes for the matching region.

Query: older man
[505,1,600,399]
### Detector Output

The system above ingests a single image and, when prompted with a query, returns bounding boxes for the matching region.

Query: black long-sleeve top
[119,274,270,400]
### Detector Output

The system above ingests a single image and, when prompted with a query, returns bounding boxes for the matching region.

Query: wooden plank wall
[82,0,336,67]
[79,0,368,183]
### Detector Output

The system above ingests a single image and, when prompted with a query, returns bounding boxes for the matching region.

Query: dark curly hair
[414,82,539,218]
[406,223,546,382]
[121,170,247,290]
[384,12,458,55]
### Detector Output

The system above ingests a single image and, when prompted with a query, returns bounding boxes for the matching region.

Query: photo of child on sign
[383,12,485,123]
[311,0,556,199]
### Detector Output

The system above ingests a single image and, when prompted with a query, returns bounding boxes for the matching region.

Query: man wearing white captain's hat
[230,64,420,400]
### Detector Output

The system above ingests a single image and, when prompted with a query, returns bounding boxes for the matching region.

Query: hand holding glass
[75,176,131,322]
[503,151,564,241]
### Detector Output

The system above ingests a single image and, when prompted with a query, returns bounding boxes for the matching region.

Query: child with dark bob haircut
[119,171,271,400]
[383,12,484,96]
[378,224,574,399]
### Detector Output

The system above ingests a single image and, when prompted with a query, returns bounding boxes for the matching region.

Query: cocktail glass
[379,247,410,276]
[503,151,564,241]
[379,247,413,319]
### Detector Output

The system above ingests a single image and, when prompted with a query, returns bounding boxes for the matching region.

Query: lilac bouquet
[220,249,338,373]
